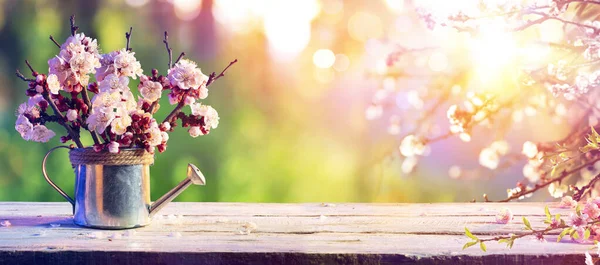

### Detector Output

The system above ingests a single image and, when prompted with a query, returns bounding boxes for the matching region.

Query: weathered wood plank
[0,202,591,265]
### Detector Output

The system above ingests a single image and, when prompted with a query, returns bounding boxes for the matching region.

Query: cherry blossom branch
[161,59,238,124]
[493,157,600,202]
[70,15,78,36]
[206,59,238,86]
[125,27,133,51]
[49,35,61,48]
[174,52,186,65]
[573,172,600,201]
[80,88,100,145]
[15,70,34,82]
[25,60,35,74]
[163,31,172,69]
[42,92,84,148]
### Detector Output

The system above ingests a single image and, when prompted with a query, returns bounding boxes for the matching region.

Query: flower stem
[42,92,84,148]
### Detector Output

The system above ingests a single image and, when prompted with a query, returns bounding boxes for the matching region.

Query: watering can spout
[149,163,205,217]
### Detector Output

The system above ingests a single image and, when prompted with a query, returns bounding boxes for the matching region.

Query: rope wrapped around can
[69,148,155,166]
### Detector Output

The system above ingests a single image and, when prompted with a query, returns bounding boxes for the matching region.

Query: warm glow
[263,0,320,59]
[385,0,404,12]
[313,49,336,68]
[173,0,202,21]
[468,24,518,83]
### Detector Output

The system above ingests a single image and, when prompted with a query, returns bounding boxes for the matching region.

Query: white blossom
[479,147,499,170]
[399,135,426,157]
[138,80,163,102]
[87,108,115,134]
[66,109,78,122]
[113,49,143,79]
[191,103,219,129]
[29,124,55,143]
[15,115,33,140]
[110,108,132,136]
[167,59,208,90]
[188,126,203,138]
[99,74,129,93]
[108,141,120,154]
[46,74,61,94]
[522,141,538,159]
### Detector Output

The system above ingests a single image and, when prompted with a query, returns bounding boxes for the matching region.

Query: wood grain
[0,202,592,265]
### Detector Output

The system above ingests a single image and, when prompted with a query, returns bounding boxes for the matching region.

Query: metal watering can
[42,146,206,229]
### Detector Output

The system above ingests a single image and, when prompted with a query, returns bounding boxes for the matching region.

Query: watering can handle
[42,146,75,206]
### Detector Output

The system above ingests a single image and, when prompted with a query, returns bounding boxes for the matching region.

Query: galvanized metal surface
[42,147,205,229]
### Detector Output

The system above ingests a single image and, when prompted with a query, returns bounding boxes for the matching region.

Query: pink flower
[568,213,588,228]
[108,141,119,154]
[585,200,600,220]
[559,196,578,208]
[495,208,513,224]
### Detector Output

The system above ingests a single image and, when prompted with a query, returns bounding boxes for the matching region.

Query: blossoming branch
[368,0,600,202]
[14,15,236,154]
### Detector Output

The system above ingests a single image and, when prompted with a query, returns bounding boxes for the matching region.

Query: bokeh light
[313,49,336,68]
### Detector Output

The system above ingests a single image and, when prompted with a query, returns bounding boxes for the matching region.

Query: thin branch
[125,27,133,51]
[42,92,84,148]
[25,60,35,74]
[206,59,238,86]
[49,35,61,48]
[70,15,78,36]
[573,172,600,201]
[15,69,35,82]
[80,88,100,145]
[494,157,600,202]
[163,31,173,69]
[174,52,186,65]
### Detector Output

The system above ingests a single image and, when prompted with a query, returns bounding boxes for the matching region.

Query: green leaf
[577,204,582,216]
[465,227,478,240]
[558,228,570,242]
[498,238,508,244]
[523,217,532,230]
[572,230,580,240]
[463,241,478,250]
[480,241,487,252]
[545,206,551,220]
[555,213,561,221]
[585,229,591,240]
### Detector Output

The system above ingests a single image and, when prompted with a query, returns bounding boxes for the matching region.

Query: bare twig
[125,27,133,51]
[206,59,238,86]
[15,69,35,82]
[70,15,78,36]
[573,172,600,201]
[80,88,100,145]
[25,60,35,74]
[49,35,61,48]
[174,52,186,65]
[163,31,173,69]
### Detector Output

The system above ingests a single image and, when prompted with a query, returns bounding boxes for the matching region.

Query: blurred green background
[0,0,530,203]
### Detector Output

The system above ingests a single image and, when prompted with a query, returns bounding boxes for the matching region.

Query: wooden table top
[0,202,591,265]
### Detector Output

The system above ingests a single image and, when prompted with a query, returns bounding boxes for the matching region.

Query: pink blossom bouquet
[14,16,236,154]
